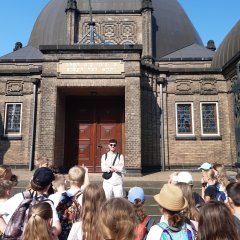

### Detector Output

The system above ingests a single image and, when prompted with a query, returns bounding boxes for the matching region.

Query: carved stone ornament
[82,21,137,44]
[6,81,23,96]
[176,80,193,95]
[200,79,217,95]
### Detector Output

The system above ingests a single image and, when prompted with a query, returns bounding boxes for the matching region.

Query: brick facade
[0,1,238,173]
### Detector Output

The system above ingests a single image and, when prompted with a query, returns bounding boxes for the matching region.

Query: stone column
[141,0,153,60]
[65,0,78,44]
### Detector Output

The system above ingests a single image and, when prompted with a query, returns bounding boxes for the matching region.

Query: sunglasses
[109,144,117,147]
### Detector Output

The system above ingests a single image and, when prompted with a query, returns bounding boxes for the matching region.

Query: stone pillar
[38,78,57,165]
[125,76,142,174]
[65,0,78,44]
[141,0,153,60]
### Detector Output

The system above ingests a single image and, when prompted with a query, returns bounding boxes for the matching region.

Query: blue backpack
[158,222,194,240]
[215,185,227,202]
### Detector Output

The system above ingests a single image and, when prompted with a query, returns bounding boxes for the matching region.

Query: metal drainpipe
[29,78,40,171]
[158,76,165,171]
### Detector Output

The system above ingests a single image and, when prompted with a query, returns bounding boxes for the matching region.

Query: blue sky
[0,0,239,57]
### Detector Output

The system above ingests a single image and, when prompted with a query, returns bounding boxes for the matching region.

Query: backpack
[56,190,82,240]
[158,222,194,240]
[2,191,50,240]
[136,216,156,240]
[215,185,226,202]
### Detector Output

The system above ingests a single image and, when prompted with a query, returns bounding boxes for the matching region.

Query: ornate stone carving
[6,81,23,96]
[81,21,137,44]
[176,80,193,95]
[200,79,217,95]
[119,22,136,44]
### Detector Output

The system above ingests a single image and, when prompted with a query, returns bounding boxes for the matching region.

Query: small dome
[28,0,203,59]
[212,20,240,69]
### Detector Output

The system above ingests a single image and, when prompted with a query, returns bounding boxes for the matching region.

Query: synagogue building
[0,0,240,174]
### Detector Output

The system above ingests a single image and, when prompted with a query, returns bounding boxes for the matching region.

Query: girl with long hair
[197,201,240,240]
[176,182,200,221]
[22,202,57,240]
[97,197,137,240]
[67,183,106,240]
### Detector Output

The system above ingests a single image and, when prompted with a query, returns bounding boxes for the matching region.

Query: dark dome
[212,20,240,69]
[28,0,203,59]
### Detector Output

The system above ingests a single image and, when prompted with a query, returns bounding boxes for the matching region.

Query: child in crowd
[22,202,58,240]
[197,201,239,240]
[98,198,137,240]
[10,174,18,187]
[175,171,204,208]
[68,183,106,240]
[212,162,229,198]
[127,187,156,240]
[35,157,49,168]
[0,165,12,181]
[48,174,67,208]
[146,184,195,240]
[51,165,89,207]
[0,167,61,237]
[54,166,89,240]
[0,180,12,205]
[227,182,240,220]
[176,182,199,231]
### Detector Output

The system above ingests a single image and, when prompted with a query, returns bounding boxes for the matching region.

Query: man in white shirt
[101,139,124,199]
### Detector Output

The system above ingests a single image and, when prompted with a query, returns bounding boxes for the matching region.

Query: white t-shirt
[101,152,124,186]
[0,192,59,224]
[146,215,166,240]
[67,221,83,240]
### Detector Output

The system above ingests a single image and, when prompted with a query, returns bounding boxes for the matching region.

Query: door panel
[65,96,123,172]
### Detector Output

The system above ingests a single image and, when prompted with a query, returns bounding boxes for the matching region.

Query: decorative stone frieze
[6,81,23,96]
[175,80,193,95]
[200,79,217,95]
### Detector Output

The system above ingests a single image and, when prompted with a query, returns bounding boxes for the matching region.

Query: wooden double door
[65,96,124,172]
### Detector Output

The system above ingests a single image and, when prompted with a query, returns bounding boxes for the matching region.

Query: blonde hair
[98,198,137,240]
[81,183,106,240]
[176,182,199,221]
[35,157,49,168]
[51,174,66,189]
[206,169,216,181]
[22,202,53,240]
[0,180,12,198]
[68,166,85,187]
[213,163,229,188]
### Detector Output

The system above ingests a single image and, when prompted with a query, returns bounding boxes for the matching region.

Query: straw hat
[154,183,188,211]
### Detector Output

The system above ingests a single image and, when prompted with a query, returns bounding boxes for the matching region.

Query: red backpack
[135,216,155,240]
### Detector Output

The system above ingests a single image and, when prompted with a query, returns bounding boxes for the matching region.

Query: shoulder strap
[112,153,119,166]
[105,153,107,160]
[146,217,156,231]
[74,190,82,199]
[22,190,34,199]
[142,216,150,227]
[158,222,168,230]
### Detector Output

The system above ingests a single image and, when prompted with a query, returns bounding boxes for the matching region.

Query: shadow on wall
[0,112,10,164]
[141,74,161,172]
